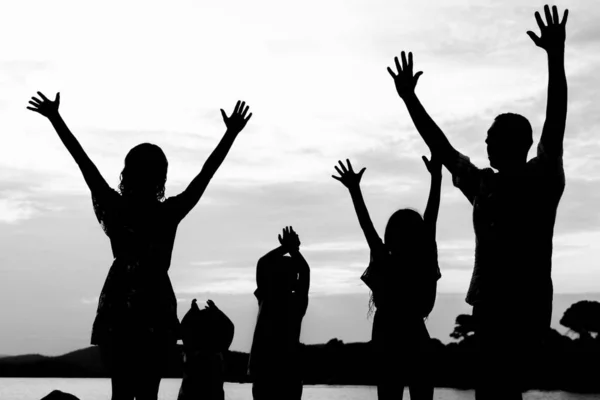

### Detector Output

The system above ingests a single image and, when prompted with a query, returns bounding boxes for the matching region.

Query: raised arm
[290,248,310,298]
[256,226,300,295]
[422,155,442,239]
[174,101,252,219]
[332,159,381,250]
[27,92,111,196]
[527,5,568,159]
[387,52,462,173]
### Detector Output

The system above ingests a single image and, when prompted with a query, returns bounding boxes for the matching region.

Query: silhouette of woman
[248,226,310,400]
[333,158,442,400]
[27,92,252,400]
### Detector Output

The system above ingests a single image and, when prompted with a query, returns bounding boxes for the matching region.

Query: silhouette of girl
[27,92,252,400]
[248,226,310,400]
[333,157,442,400]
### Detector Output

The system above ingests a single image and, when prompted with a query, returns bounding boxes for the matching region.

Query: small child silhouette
[178,299,234,400]
[248,226,310,400]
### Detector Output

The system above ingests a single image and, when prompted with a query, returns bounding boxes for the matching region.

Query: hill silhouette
[3,302,600,392]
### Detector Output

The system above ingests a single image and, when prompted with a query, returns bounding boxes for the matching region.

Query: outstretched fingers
[534,11,545,31]
[526,30,541,46]
[337,160,348,174]
[346,159,354,173]
[36,91,49,102]
[394,56,401,74]
[387,66,397,78]
[401,51,408,71]
[334,165,344,177]
[544,4,553,25]
[552,5,559,24]
[561,9,569,26]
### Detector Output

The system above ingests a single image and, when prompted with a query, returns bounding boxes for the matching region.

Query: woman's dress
[90,187,190,346]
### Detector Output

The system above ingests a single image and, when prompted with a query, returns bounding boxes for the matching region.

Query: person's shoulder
[481,167,496,177]
[527,152,565,186]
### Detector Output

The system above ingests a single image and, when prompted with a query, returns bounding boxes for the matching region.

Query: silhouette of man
[387,5,568,400]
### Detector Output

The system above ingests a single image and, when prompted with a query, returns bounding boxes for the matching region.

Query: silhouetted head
[486,113,533,170]
[384,208,427,257]
[368,208,439,318]
[181,299,233,353]
[119,143,168,201]
[267,255,300,297]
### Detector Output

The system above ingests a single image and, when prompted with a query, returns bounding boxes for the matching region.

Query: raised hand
[387,51,423,99]
[278,226,301,252]
[332,159,366,190]
[422,154,442,178]
[527,5,568,53]
[27,92,60,119]
[205,299,218,310]
[220,100,252,134]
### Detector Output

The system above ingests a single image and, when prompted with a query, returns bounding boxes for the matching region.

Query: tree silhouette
[560,300,600,340]
[450,314,476,342]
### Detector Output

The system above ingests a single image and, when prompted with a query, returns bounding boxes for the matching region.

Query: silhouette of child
[248,226,310,400]
[178,299,234,400]
[333,157,442,400]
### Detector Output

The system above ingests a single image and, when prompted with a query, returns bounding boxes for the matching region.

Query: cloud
[80,297,98,305]
[0,198,36,224]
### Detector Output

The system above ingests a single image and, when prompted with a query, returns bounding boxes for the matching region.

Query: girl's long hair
[368,208,438,318]
[118,143,168,201]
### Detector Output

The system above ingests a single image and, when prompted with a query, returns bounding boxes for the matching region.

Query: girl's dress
[362,238,441,384]
[90,187,190,348]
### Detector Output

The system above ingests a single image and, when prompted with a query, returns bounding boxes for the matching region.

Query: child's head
[271,256,300,294]
[181,300,233,354]
[370,208,439,317]
[384,208,427,257]
[119,143,168,201]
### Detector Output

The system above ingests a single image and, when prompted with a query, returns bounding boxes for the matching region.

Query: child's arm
[422,155,442,239]
[170,101,252,221]
[291,248,310,298]
[332,159,382,250]
[256,227,300,297]
[27,92,112,198]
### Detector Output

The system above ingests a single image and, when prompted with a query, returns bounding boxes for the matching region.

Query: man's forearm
[402,94,454,160]
[542,50,567,155]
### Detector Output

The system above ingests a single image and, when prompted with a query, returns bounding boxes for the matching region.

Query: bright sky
[1,0,600,356]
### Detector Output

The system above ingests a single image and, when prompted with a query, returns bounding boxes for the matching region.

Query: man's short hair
[494,113,533,149]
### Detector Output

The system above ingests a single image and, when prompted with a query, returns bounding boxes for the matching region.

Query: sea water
[1,378,599,400]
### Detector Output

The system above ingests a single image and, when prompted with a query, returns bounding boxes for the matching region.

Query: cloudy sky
[1,0,600,356]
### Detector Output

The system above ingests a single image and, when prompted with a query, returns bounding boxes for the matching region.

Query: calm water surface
[1,379,599,400]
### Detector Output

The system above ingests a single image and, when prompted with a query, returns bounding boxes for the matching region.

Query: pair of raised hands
[278,226,301,252]
[332,156,440,190]
[27,92,252,134]
[388,5,569,99]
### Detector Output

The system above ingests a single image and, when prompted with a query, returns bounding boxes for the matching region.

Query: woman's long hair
[368,208,438,318]
[118,143,168,201]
